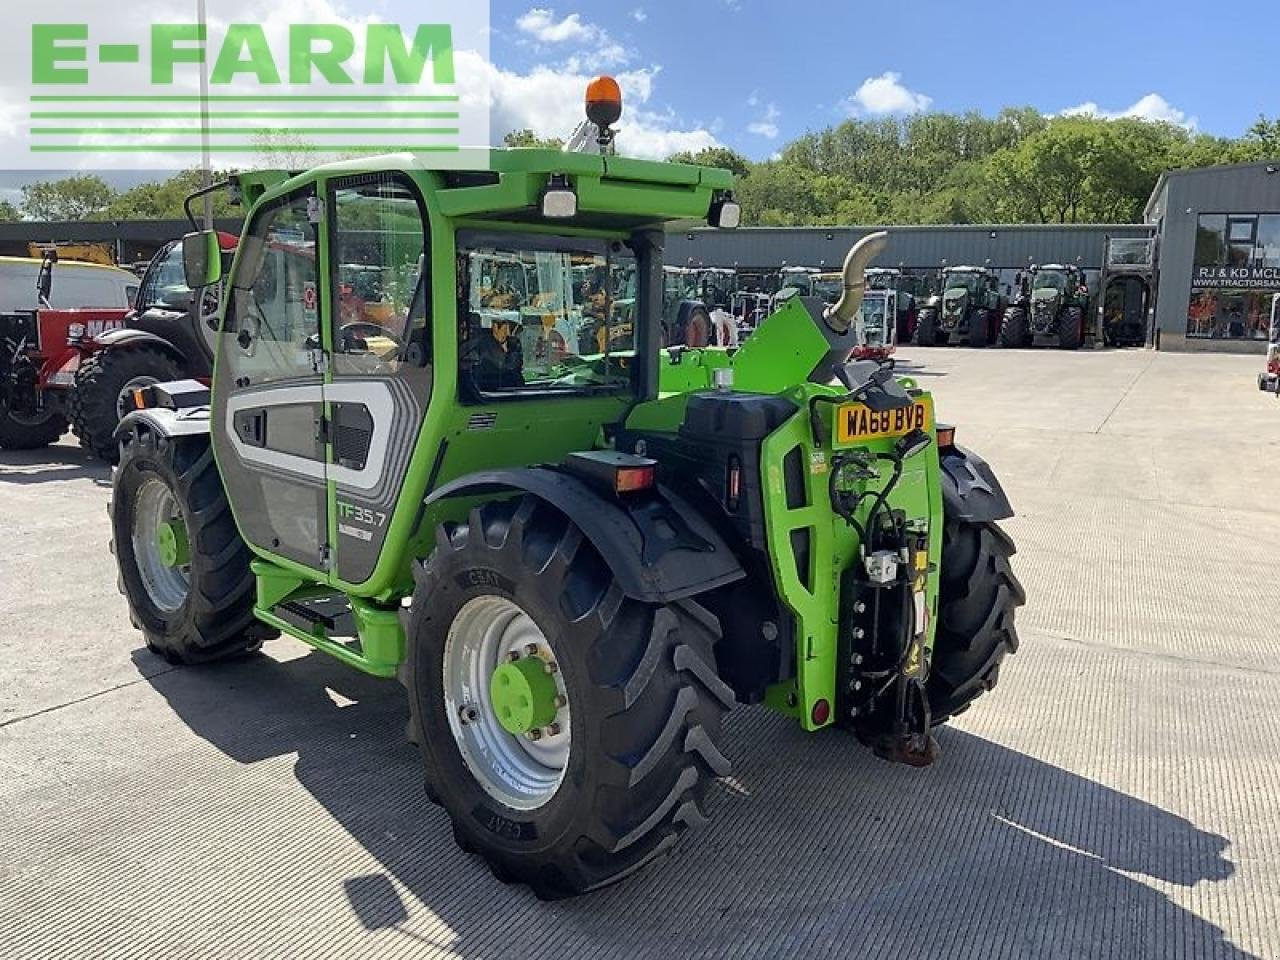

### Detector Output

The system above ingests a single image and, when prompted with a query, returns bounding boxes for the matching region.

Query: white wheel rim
[442,596,571,811]
[131,478,190,613]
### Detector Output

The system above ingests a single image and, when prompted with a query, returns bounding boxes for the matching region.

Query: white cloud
[456,53,719,160]
[632,8,648,22]
[748,102,781,139]
[1061,93,1196,129]
[845,72,932,116]
[515,9,593,44]
[515,7,634,71]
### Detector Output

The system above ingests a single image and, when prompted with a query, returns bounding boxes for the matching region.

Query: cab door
[211,185,332,572]
[323,171,433,586]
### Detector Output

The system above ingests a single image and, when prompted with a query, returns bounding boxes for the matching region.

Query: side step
[251,561,405,678]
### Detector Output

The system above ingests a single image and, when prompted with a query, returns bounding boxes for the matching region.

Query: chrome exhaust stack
[824,231,889,334]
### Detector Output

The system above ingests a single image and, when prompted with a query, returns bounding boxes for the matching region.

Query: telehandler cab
[110,79,1024,899]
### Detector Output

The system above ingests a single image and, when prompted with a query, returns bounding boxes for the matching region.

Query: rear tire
[928,518,1024,724]
[0,407,67,450]
[402,495,733,899]
[914,308,939,346]
[111,421,272,664]
[967,309,990,348]
[999,306,1030,348]
[71,346,183,463]
[1057,306,1084,350]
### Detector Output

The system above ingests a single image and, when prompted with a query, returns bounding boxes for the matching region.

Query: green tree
[667,146,752,179]
[21,175,117,221]
[105,169,239,221]
[0,200,22,222]
[503,129,565,150]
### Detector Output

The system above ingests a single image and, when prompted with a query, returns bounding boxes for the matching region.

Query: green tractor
[914,265,1005,347]
[999,264,1089,350]
[109,89,1023,900]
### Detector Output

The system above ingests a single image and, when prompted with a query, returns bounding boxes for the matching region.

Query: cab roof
[0,255,134,276]
[241,147,735,233]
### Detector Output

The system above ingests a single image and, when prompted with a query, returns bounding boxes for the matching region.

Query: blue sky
[490,0,1280,158]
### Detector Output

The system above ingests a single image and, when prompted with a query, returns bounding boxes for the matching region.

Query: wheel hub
[155,519,190,569]
[490,656,559,735]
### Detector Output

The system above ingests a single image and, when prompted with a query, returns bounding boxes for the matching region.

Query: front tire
[928,518,1024,723]
[111,423,271,664]
[999,306,1030,348]
[71,346,183,463]
[914,307,939,346]
[0,407,67,450]
[1057,306,1084,350]
[967,309,991,348]
[402,496,734,898]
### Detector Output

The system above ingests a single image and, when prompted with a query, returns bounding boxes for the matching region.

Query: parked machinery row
[676,259,1108,352]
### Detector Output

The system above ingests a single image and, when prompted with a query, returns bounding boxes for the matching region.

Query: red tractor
[0,232,239,457]
[0,253,131,449]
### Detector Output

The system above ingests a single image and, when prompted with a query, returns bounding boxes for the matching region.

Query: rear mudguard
[92,327,186,362]
[425,468,745,604]
[939,444,1014,523]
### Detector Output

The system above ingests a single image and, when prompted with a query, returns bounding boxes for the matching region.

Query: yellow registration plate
[835,398,932,445]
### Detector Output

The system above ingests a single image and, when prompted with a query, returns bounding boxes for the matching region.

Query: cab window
[138,241,191,312]
[456,231,635,400]
[328,173,430,375]
[222,189,321,385]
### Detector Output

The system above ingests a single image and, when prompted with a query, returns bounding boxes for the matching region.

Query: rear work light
[564,450,657,495]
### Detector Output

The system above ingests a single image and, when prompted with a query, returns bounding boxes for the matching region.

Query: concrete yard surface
[1,348,1279,959]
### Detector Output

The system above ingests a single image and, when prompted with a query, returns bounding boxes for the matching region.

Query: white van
[0,257,139,312]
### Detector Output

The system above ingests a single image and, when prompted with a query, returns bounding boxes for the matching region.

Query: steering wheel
[339,321,404,353]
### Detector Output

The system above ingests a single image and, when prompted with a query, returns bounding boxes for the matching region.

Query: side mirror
[183,230,223,289]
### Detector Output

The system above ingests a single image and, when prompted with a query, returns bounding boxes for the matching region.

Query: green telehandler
[108,80,1024,899]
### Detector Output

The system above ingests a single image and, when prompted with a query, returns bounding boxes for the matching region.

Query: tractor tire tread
[929,518,1024,724]
[111,423,273,664]
[72,346,183,463]
[401,494,733,899]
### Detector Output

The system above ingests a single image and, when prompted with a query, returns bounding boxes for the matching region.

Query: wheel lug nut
[544,661,558,674]
[546,723,561,737]
[553,694,567,709]
[459,705,478,725]
[506,650,521,662]
[524,643,539,657]
[525,729,543,742]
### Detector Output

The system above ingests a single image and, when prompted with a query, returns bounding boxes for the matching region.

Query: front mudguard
[939,444,1014,523]
[115,405,211,442]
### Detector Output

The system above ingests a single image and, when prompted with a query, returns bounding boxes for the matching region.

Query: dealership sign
[1192,266,1280,290]
[3,1,490,169]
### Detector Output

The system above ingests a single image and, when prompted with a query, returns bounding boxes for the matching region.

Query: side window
[137,241,190,312]
[329,173,430,375]
[222,190,321,385]
[456,232,636,400]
